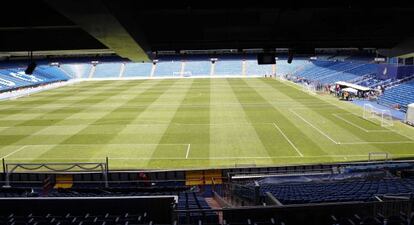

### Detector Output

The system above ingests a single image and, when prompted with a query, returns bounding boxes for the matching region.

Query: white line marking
[332,113,389,133]
[272,123,303,157]
[15,153,414,160]
[186,144,191,159]
[278,80,414,140]
[339,141,414,145]
[2,146,26,158]
[290,109,338,144]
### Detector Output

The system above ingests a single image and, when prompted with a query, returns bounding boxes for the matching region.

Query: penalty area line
[272,123,303,157]
[1,146,27,159]
[290,109,338,144]
[186,144,191,159]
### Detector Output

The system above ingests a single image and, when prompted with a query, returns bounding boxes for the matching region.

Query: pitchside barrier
[1,154,410,188]
[2,160,109,188]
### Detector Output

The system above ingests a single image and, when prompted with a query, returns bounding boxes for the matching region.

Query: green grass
[0,78,413,170]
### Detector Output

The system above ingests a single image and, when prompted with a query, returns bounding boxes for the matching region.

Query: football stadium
[1,2,414,225]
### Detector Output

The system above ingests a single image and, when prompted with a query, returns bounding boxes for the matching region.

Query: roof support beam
[45,0,150,62]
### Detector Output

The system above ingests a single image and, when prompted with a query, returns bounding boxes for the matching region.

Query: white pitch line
[15,153,414,160]
[290,109,338,144]
[339,141,414,145]
[185,144,191,159]
[1,146,26,159]
[332,113,370,132]
[331,113,390,133]
[272,123,303,157]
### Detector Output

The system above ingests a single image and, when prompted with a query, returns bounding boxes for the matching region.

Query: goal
[368,152,391,162]
[172,71,192,77]
[363,103,394,127]
[302,83,317,95]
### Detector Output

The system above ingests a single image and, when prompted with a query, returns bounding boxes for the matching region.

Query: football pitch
[0,78,413,170]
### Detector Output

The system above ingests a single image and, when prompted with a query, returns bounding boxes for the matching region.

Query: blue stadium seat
[378,80,414,111]
[93,63,122,78]
[123,63,152,77]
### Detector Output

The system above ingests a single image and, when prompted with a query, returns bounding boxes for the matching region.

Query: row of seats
[294,60,377,84]
[177,192,218,224]
[60,60,274,78]
[378,79,414,111]
[221,214,409,225]
[0,66,69,92]
[0,187,217,223]
[258,177,414,204]
[2,212,153,225]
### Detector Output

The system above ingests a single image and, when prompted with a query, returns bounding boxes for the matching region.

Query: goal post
[362,103,394,127]
[172,71,192,77]
[380,109,394,127]
[368,152,391,162]
[302,83,317,95]
[363,103,375,120]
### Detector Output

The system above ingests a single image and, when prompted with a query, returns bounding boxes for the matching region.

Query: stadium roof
[1,1,414,61]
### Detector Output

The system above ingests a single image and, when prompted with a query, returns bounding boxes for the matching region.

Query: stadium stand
[93,63,122,78]
[0,66,70,92]
[184,60,212,76]
[293,61,378,84]
[378,79,414,111]
[0,162,414,225]
[154,60,182,77]
[245,60,273,76]
[60,64,93,79]
[214,60,242,76]
[123,63,153,77]
[0,196,174,225]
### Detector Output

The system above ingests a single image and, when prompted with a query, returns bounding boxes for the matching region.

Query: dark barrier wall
[0,196,175,223]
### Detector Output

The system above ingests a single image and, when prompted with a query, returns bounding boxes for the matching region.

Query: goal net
[363,103,394,127]
[302,83,317,95]
[368,152,391,162]
[172,71,192,77]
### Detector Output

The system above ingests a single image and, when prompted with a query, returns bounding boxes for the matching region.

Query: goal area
[362,103,394,127]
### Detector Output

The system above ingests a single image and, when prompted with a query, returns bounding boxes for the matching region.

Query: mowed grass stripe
[229,78,325,158]
[264,79,414,155]
[147,79,211,168]
[110,79,193,169]
[4,80,176,163]
[30,79,176,163]
[0,81,131,148]
[245,79,338,156]
[0,81,111,113]
[246,79,337,156]
[209,79,272,165]
[0,81,121,122]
